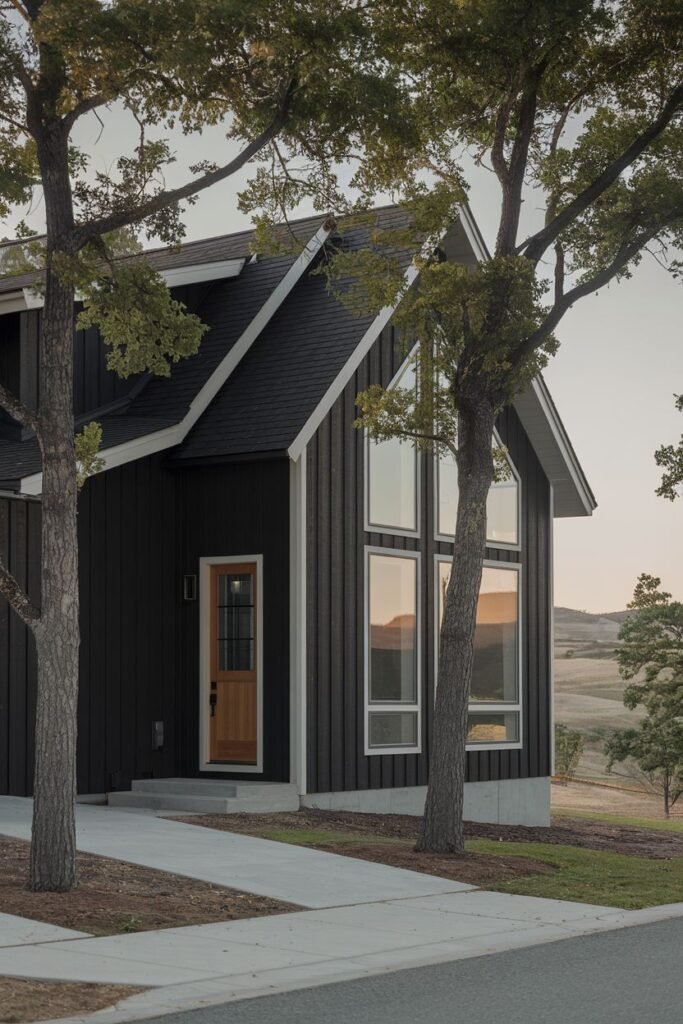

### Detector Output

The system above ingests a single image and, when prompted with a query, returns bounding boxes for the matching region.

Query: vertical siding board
[306,441,318,791]
[105,469,122,791]
[76,487,91,794]
[89,476,108,792]
[0,500,9,792]
[316,416,332,793]
[24,502,40,794]
[119,463,138,789]
[329,401,345,792]
[8,500,27,793]
[343,373,358,790]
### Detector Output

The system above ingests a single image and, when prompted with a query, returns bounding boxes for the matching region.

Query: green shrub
[555,724,584,782]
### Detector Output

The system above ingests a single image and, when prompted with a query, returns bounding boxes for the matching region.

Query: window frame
[364,353,421,539]
[434,554,523,752]
[365,545,422,756]
[434,429,522,552]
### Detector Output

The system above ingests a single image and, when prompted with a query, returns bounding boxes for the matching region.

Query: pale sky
[3,109,681,614]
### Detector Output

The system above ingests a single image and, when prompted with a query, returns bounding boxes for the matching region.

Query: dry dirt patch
[0,977,143,1024]
[0,837,295,936]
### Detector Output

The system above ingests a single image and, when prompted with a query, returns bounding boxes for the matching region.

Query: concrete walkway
[0,797,472,908]
[1,797,683,1024]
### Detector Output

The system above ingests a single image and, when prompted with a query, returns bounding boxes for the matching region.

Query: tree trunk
[663,778,670,820]
[416,393,496,854]
[29,123,80,892]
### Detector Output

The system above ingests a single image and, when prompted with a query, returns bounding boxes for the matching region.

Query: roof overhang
[0,258,247,315]
[514,377,596,517]
[18,222,334,495]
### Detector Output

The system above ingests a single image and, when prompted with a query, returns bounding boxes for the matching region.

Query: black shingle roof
[0,206,418,486]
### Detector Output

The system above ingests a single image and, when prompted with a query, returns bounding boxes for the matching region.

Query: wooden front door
[209,562,258,765]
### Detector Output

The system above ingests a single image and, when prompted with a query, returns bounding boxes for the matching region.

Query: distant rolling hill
[554,607,630,659]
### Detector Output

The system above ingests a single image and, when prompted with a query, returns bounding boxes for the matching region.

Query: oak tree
[264,0,683,852]
[0,0,399,890]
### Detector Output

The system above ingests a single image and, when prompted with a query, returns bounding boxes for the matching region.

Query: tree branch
[510,233,652,370]
[0,381,39,433]
[63,94,110,132]
[73,79,297,248]
[518,81,683,264]
[0,554,40,628]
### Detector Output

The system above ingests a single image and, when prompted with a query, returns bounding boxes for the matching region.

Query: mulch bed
[0,837,295,936]
[177,807,683,877]
[0,978,144,1024]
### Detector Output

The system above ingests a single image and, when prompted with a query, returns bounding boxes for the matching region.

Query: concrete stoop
[107,778,299,814]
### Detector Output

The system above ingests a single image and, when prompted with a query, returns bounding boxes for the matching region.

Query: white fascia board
[288,262,420,461]
[159,258,245,288]
[19,221,333,495]
[0,258,247,317]
[527,377,596,516]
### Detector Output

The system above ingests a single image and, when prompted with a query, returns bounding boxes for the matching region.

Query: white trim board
[20,222,334,495]
[198,554,264,775]
[0,259,247,317]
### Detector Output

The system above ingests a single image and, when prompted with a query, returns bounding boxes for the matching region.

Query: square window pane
[438,563,519,702]
[467,712,519,744]
[369,553,417,703]
[438,447,519,546]
[369,711,418,748]
[368,436,417,532]
[367,361,418,533]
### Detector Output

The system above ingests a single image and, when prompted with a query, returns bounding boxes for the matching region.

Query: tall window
[366,362,418,535]
[437,559,522,748]
[437,438,520,548]
[366,549,420,753]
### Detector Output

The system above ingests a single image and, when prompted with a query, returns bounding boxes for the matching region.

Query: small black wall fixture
[183,573,197,601]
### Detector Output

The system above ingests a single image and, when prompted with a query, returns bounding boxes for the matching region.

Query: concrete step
[131,778,238,797]
[108,779,300,814]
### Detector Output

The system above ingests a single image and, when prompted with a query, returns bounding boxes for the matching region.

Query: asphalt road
[148,918,683,1024]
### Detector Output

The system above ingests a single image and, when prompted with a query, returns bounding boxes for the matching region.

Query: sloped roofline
[289,202,596,518]
[20,218,334,495]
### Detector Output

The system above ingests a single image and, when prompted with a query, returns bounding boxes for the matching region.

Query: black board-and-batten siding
[0,455,291,796]
[305,324,552,795]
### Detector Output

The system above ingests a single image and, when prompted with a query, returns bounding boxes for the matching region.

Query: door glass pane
[369,553,417,703]
[369,711,418,748]
[438,562,519,703]
[217,572,254,671]
[467,712,519,744]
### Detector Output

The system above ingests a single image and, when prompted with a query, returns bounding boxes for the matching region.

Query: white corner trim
[289,451,308,794]
[288,262,420,461]
[549,484,556,775]
[198,554,264,774]
[19,222,333,495]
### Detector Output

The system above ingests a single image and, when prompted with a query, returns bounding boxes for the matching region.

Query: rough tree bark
[28,119,80,892]
[416,389,496,854]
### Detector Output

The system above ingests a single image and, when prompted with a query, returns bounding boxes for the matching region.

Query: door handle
[209,691,217,717]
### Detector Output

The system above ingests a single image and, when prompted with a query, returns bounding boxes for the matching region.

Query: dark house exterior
[0,206,595,825]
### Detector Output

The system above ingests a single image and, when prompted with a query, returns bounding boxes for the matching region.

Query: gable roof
[0,204,595,517]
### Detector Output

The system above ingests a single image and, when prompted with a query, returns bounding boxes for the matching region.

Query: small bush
[555,724,584,783]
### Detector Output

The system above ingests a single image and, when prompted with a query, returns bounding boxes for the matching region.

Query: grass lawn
[553,807,683,834]
[468,838,683,909]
